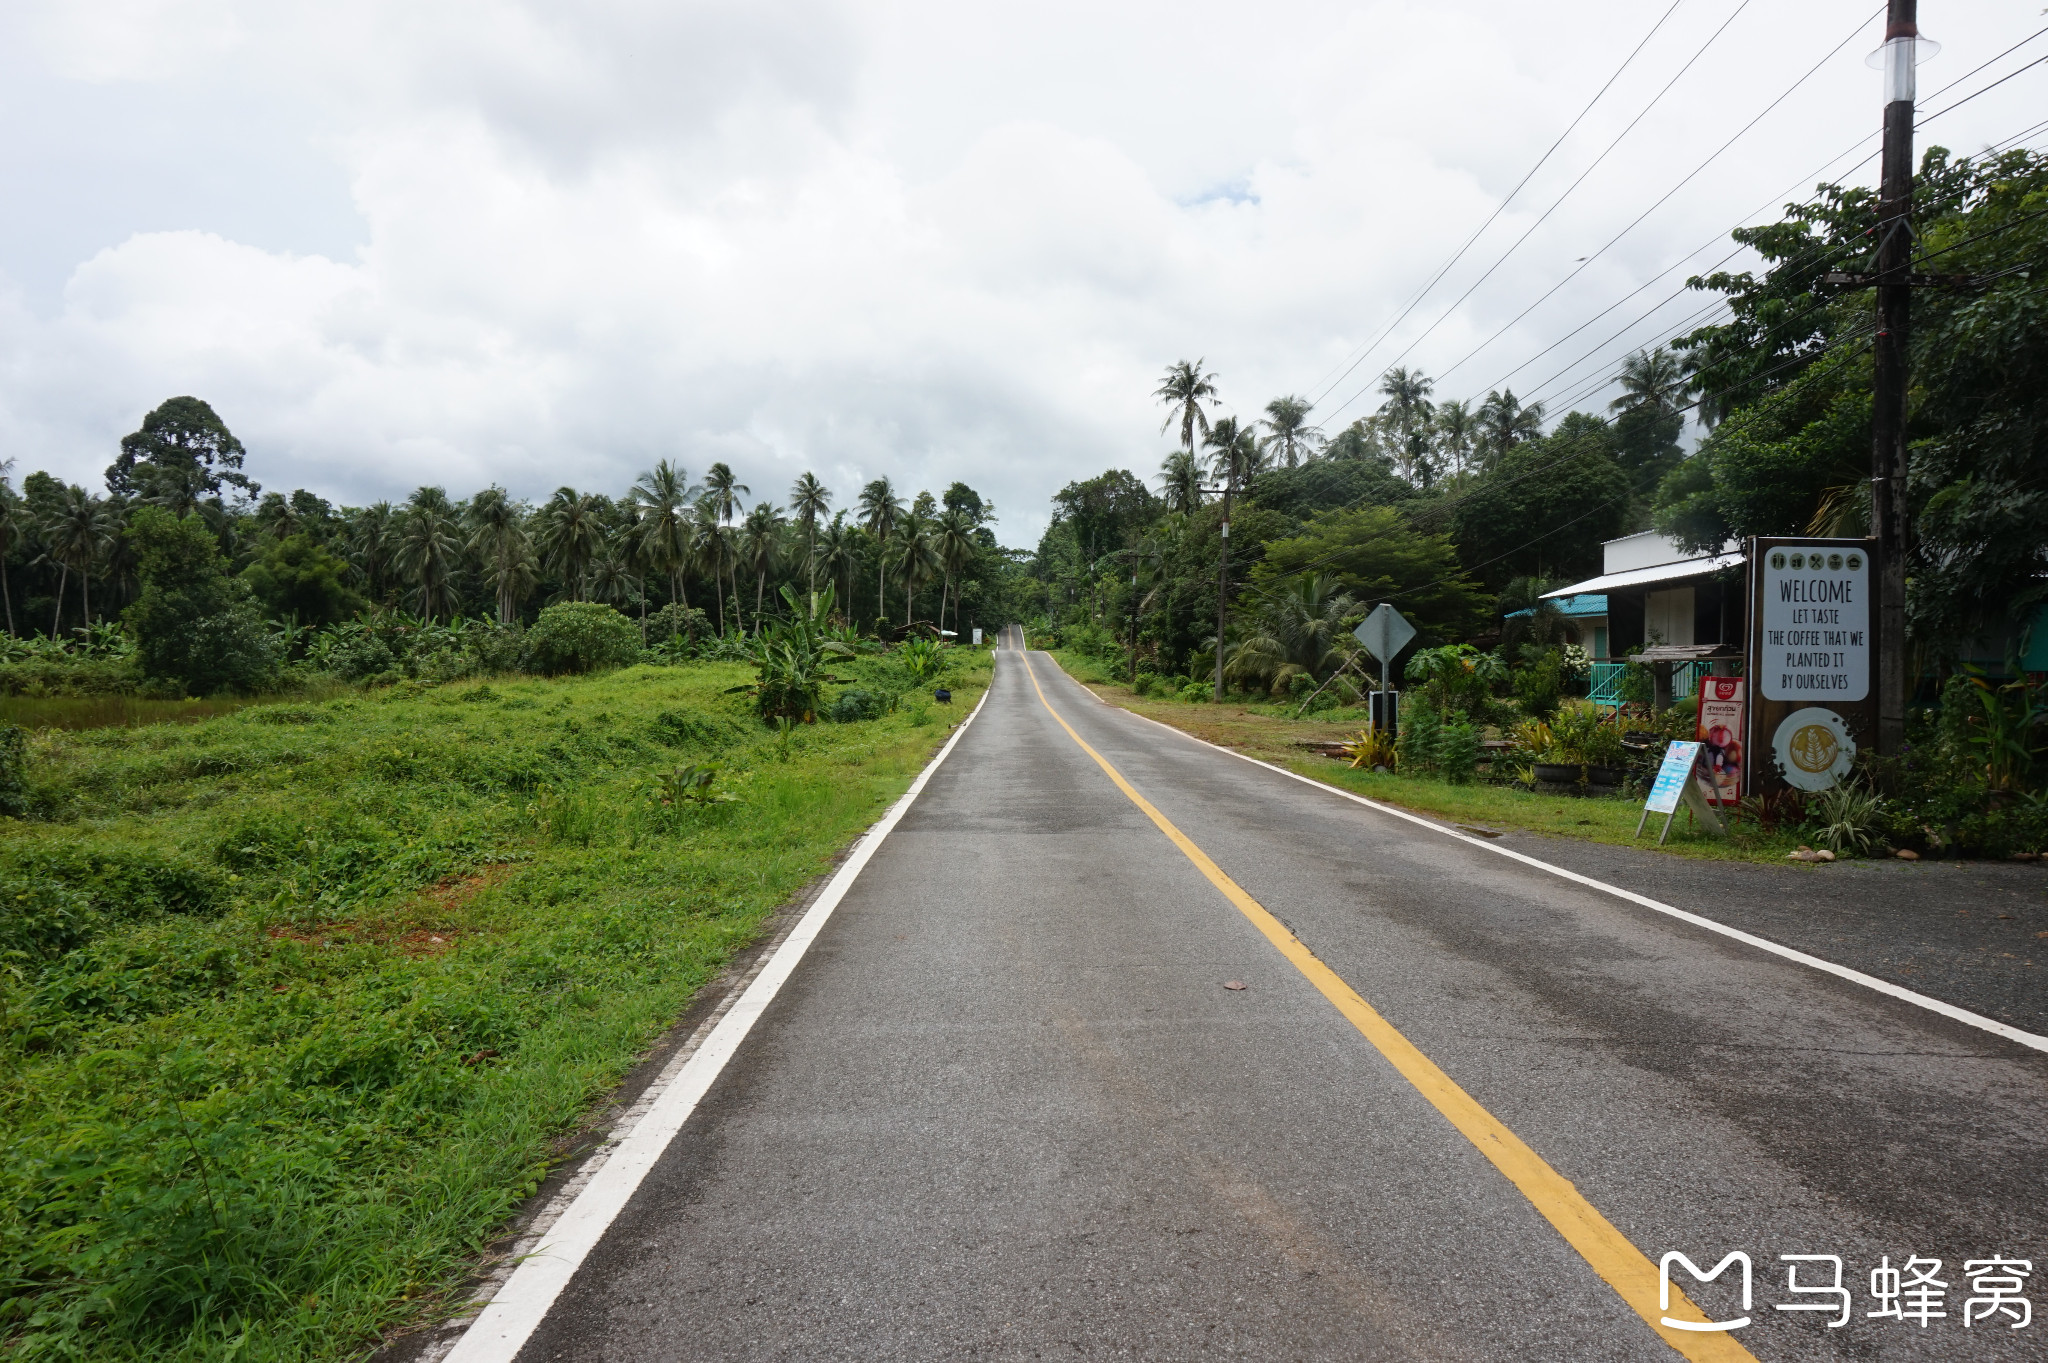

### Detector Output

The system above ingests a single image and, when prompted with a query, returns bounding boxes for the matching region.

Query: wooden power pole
[1872,0,1918,754]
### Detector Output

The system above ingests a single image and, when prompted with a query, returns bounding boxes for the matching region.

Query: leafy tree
[1433,399,1476,477]
[0,474,20,634]
[124,506,275,693]
[107,397,256,512]
[1659,145,2048,655]
[1154,358,1220,451]
[1248,453,1409,521]
[241,535,364,626]
[891,513,940,625]
[633,462,699,616]
[700,462,749,618]
[1455,413,1628,588]
[1052,469,1157,563]
[941,482,993,525]
[1253,505,1488,645]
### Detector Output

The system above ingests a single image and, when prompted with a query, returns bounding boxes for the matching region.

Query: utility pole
[1214,475,1232,703]
[1872,0,1917,755]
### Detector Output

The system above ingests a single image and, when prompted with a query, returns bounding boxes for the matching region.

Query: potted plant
[1534,706,1628,787]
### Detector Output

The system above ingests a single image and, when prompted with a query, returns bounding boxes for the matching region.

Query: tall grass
[0,656,990,1360]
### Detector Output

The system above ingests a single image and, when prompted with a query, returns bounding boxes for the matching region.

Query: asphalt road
[506,639,2045,1361]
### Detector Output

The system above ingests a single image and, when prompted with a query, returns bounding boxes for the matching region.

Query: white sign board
[972,628,983,646]
[1354,603,1416,664]
[1758,545,1869,702]
[1644,741,1701,815]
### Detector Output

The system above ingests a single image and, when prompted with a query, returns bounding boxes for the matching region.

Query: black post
[1872,0,1917,753]
[1214,479,1232,703]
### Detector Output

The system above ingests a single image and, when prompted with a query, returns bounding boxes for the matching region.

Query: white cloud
[1,0,2041,542]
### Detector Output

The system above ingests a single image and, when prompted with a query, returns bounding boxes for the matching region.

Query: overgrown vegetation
[0,651,991,1360]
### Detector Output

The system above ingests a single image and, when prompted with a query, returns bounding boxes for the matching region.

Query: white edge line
[1042,656,2048,1057]
[442,678,995,1363]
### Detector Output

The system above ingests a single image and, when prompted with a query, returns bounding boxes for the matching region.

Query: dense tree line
[0,397,1033,676]
[1036,144,2048,702]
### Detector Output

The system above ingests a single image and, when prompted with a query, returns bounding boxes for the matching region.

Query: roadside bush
[822,687,888,722]
[522,603,641,675]
[1396,704,1479,783]
[1806,780,1888,857]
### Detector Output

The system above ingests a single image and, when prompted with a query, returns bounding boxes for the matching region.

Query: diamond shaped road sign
[1353,602,1416,664]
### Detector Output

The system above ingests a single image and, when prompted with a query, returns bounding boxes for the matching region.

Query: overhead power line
[1300,0,1691,409]
[1319,3,1884,430]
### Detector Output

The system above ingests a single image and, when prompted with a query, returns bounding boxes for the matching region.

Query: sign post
[1745,538,1878,796]
[1354,604,1416,734]
[1636,741,1724,845]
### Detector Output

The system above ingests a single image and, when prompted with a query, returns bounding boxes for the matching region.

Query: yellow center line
[1017,651,1756,1362]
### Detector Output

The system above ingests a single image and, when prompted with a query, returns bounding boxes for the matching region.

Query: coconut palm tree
[1379,367,1437,485]
[395,487,462,620]
[891,513,941,627]
[465,486,535,625]
[1258,395,1324,468]
[535,487,606,602]
[1155,359,1220,452]
[738,502,784,631]
[816,511,855,621]
[1157,448,1206,514]
[632,459,699,612]
[788,471,832,605]
[1236,572,1358,694]
[346,502,399,604]
[1476,389,1545,469]
[690,499,731,632]
[933,507,976,635]
[699,462,749,618]
[1610,346,1692,423]
[40,485,114,635]
[857,477,904,624]
[1433,399,1477,476]
[1203,416,1265,491]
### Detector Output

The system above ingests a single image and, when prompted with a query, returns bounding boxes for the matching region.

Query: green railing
[1587,660,1715,710]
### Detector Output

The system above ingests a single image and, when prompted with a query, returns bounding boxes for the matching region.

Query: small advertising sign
[1696,677,1744,806]
[1637,741,1723,845]
[1644,742,1701,816]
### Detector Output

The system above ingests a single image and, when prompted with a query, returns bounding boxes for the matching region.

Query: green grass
[1,654,990,1360]
[0,695,271,731]
[1050,652,1800,864]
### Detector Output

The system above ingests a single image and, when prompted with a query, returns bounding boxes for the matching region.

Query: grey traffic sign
[1354,603,1416,664]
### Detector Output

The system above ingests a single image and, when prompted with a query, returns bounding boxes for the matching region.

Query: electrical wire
[1318,4,1883,429]
[1302,0,1692,408]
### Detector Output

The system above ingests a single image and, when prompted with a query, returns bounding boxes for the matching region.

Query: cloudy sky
[0,0,2040,545]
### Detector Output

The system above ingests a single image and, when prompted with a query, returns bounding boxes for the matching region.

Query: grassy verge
[2,653,989,1360]
[1048,650,1800,864]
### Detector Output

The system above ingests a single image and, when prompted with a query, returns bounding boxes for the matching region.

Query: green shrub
[1807,780,1888,856]
[822,687,888,722]
[521,603,641,675]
